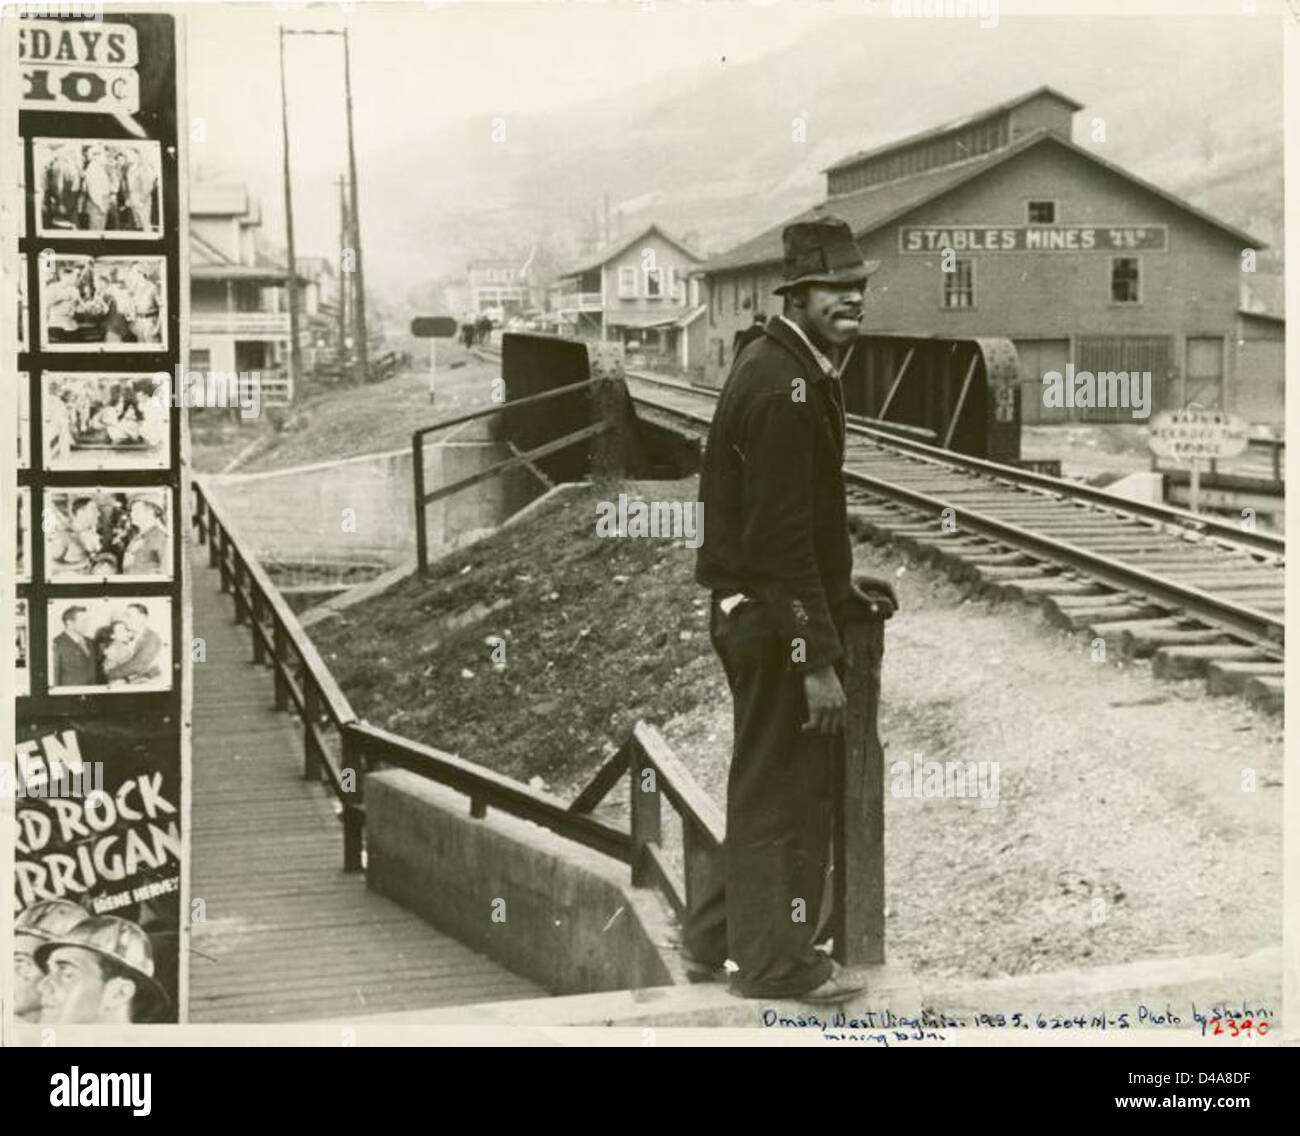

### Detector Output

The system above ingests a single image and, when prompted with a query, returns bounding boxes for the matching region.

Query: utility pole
[337,173,349,365]
[343,26,368,385]
[278,26,303,394]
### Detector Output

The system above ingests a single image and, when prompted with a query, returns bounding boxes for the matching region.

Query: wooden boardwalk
[188,550,545,1023]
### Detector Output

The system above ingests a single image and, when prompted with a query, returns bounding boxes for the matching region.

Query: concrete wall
[207,441,523,566]
[365,769,681,996]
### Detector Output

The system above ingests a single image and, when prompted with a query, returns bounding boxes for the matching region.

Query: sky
[185,0,850,261]
[182,0,1291,295]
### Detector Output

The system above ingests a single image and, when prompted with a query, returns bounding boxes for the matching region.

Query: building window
[1111,257,1140,304]
[1028,200,1056,224]
[942,259,975,309]
[618,266,637,299]
[645,267,664,298]
[690,277,700,307]
[1186,336,1224,408]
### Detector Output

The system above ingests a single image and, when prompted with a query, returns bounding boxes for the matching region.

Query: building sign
[12,11,188,1026]
[899,225,1168,253]
[1148,409,1251,462]
[17,19,146,136]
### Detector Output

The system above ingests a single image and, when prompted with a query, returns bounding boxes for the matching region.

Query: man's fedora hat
[773,215,881,294]
[35,914,171,1016]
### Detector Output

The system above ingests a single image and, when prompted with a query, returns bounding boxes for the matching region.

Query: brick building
[700,87,1281,426]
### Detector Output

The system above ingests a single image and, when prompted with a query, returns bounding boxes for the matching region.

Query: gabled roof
[190,182,250,217]
[823,85,1084,174]
[188,229,305,283]
[559,224,704,279]
[706,128,1264,275]
[189,228,235,268]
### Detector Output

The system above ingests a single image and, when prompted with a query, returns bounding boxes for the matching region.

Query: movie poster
[14,12,187,1028]
[12,720,180,1024]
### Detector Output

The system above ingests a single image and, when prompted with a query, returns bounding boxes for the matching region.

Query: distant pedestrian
[731,312,767,363]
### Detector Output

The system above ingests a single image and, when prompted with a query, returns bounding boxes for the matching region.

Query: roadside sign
[1148,409,1251,462]
[411,316,458,339]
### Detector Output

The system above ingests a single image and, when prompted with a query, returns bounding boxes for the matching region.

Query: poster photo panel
[16,599,30,698]
[43,486,172,583]
[17,370,30,468]
[46,595,173,696]
[17,485,31,583]
[41,372,171,471]
[33,137,164,240]
[40,253,168,352]
[18,251,28,351]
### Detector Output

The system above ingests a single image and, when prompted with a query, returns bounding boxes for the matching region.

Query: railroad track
[624,368,1285,713]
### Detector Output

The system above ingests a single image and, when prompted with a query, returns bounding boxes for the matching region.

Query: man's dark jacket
[696,317,854,672]
[53,631,98,687]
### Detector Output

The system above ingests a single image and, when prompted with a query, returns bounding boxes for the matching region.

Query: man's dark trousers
[683,596,838,998]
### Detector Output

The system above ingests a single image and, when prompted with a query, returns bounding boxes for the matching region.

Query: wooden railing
[411,375,609,575]
[193,440,888,969]
[193,479,363,867]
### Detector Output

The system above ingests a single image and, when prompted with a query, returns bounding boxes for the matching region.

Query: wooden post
[587,340,631,482]
[629,738,661,887]
[833,616,887,966]
[217,528,229,590]
[682,819,722,924]
[341,729,364,872]
[272,621,288,710]
[413,432,428,576]
[251,590,266,664]
[232,558,247,625]
[303,681,322,782]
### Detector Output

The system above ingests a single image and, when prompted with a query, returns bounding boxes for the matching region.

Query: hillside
[373,13,1283,304]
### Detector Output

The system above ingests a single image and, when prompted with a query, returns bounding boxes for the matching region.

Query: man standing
[731,311,767,363]
[122,496,168,576]
[690,215,896,1003]
[52,604,98,687]
[103,602,162,685]
[49,496,102,574]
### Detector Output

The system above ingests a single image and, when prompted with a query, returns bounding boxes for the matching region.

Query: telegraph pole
[343,27,368,385]
[278,26,304,393]
[337,174,350,364]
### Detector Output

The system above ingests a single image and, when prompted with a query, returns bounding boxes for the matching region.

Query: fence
[192,476,891,969]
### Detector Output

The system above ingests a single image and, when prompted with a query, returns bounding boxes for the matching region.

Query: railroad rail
[624,369,1285,658]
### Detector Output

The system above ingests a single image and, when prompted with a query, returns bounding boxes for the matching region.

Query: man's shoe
[799,961,865,1005]
[680,949,728,984]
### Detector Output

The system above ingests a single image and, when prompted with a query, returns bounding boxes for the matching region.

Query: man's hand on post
[802,664,845,735]
[850,573,899,620]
